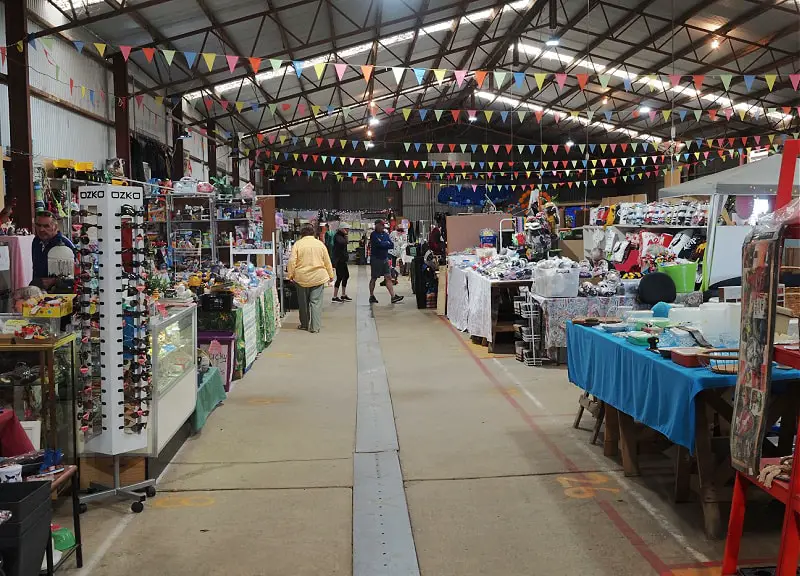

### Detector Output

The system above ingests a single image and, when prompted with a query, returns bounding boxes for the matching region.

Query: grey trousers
[297,284,325,332]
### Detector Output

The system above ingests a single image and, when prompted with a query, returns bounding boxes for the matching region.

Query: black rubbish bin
[0,481,53,576]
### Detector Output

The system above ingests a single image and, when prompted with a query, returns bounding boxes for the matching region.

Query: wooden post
[171,94,184,180]
[207,120,217,178]
[112,54,131,178]
[5,0,34,229]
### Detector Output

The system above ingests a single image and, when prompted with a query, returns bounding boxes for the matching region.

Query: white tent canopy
[659,153,800,198]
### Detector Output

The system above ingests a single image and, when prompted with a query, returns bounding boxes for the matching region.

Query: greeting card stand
[76,185,156,514]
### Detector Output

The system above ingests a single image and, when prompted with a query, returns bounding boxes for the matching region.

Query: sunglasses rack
[77,184,155,514]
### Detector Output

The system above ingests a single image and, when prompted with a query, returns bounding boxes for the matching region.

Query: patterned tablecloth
[531,294,640,350]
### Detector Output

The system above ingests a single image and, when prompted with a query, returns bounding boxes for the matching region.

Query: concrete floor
[61,270,786,576]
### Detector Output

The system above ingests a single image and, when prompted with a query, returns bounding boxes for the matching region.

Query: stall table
[447,267,532,352]
[192,367,226,433]
[567,322,800,538]
[531,294,638,361]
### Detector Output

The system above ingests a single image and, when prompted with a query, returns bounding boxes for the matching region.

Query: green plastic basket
[657,262,698,293]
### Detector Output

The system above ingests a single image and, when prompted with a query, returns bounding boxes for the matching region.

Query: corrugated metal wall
[0,3,115,165]
[401,182,439,221]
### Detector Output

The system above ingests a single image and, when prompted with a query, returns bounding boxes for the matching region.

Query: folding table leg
[604,405,619,458]
[574,391,589,429]
[674,446,691,503]
[591,402,605,445]
[617,410,640,477]
[695,402,723,538]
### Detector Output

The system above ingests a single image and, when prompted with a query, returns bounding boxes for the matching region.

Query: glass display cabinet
[137,305,197,456]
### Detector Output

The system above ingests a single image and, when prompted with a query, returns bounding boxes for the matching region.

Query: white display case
[137,304,198,456]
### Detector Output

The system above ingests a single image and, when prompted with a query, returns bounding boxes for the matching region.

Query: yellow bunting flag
[81,86,86,98]
[155,96,163,106]
[236,102,245,112]
[484,110,493,121]
[433,69,446,84]
[314,62,326,80]
[534,73,547,91]
[202,53,216,71]
[662,110,671,121]
[94,43,106,57]
[765,74,777,91]
[402,108,411,120]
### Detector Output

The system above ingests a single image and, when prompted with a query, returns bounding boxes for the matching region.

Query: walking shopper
[332,226,351,303]
[369,220,404,305]
[287,224,334,333]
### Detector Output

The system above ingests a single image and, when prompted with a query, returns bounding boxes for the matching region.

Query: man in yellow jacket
[288,224,335,333]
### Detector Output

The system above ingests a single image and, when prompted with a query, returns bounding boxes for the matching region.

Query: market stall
[567,321,800,538]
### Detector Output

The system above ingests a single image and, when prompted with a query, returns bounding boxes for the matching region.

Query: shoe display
[391,295,404,304]
[369,296,379,304]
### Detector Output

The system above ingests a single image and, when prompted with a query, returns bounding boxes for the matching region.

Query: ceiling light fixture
[545,37,560,47]
[602,97,608,104]
[468,115,478,122]
[369,117,380,126]
[565,140,574,147]
[367,130,373,137]
[711,39,720,49]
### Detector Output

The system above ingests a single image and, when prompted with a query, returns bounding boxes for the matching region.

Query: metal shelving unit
[512,288,542,367]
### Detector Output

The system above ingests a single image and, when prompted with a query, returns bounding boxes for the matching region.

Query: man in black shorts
[369,220,403,304]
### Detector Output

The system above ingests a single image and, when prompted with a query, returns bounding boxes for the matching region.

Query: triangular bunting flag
[413,68,426,84]
[765,74,777,91]
[292,60,304,76]
[492,70,507,87]
[743,75,755,92]
[361,65,374,83]
[226,55,239,73]
[73,41,84,53]
[142,47,155,63]
[433,69,446,84]
[576,74,589,90]
[454,69,467,87]
[534,73,547,91]
[202,53,217,71]
[120,46,132,61]
[184,51,197,68]
[720,75,732,91]
[474,70,488,88]
[93,43,106,57]
[513,72,525,89]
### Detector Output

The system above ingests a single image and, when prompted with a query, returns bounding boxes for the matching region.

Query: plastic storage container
[657,262,698,292]
[0,481,53,576]
[534,267,580,298]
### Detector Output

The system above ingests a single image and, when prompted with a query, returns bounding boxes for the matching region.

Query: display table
[198,278,278,379]
[532,294,639,359]
[446,267,532,351]
[192,367,226,433]
[567,322,800,537]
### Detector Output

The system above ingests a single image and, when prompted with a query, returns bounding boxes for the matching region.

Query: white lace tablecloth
[446,266,470,331]
[447,268,531,343]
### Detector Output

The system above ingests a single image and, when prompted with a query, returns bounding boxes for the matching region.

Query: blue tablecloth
[566,323,800,451]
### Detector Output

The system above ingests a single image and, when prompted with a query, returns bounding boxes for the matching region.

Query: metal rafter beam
[438,0,549,110]
[137,2,466,95]
[192,0,300,139]
[541,0,723,112]
[568,0,787,117]
[601,4,798,137]
[32,0,179,38]
[511,0,652,105]
[264,0,327,137]
[389,0,430,111]
[99,0,258,136]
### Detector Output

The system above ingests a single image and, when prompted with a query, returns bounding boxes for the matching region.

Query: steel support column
[5,0,34,229]
[171,96,184,179]
[112,54,131,178]
[207,120,217,178]
[231,136,240,187]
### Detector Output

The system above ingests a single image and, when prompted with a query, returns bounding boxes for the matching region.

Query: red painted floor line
[441,316,673,575]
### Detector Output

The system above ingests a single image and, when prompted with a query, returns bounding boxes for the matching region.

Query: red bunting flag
[248,57,262,73]
[142,47,155,63]
[474,70,488,88]
[576,74,589,90]
[692,75,704,91]
[450,110,460,121]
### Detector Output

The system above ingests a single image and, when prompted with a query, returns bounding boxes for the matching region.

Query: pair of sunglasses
[120,422,147,432]
[117,205,145,217]
[72,223,101,231]
[72,209,103,217]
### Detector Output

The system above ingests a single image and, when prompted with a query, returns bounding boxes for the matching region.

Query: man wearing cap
[369,220,403,305]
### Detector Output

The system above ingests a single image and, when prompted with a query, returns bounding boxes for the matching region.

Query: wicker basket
[781,266,800,316]
[697,348,739,374]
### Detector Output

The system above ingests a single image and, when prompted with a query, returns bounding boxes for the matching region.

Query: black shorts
[370,259,391,279]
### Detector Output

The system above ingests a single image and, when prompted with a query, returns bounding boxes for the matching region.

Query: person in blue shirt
[369,220,403,305]
[32,211,75,290]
